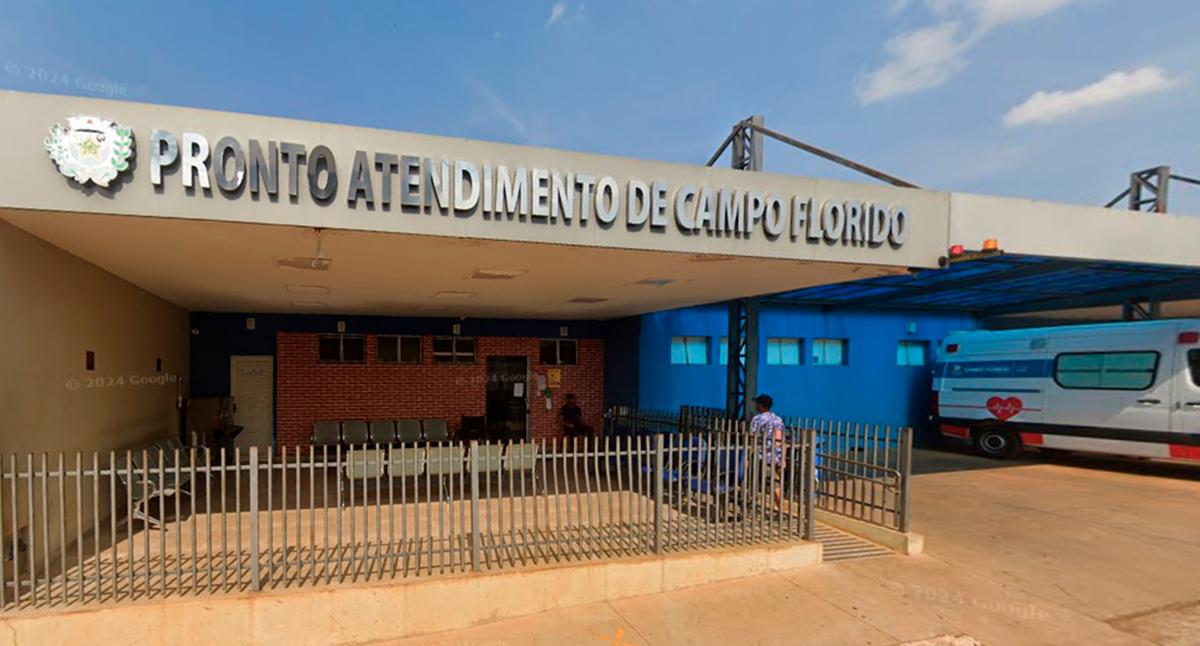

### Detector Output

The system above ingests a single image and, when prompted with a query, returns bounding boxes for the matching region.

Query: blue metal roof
[768,254,1200,315]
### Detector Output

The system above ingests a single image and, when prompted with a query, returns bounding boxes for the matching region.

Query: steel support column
[725,298,759,420]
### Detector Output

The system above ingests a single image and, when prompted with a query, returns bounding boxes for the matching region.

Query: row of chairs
[342,443,539,479]
[313,419,449,446]
[117,436,192,528]
[341,443,541,502]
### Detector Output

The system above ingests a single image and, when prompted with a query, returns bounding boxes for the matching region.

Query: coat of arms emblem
[44,115,135,187]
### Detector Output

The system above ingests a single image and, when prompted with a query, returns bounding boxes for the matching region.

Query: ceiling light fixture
[289,300,328,309]
[432,291,476,300]
[633,278,675,288]
[468,268,526,280]
[568,297,609,304]
[285,284,330,294]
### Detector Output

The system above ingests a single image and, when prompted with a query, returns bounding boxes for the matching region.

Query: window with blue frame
[766,338,802,365]
[719,336,727,365]
[812,338,847,366]
[670,336,710,365]
[896,340,929,366]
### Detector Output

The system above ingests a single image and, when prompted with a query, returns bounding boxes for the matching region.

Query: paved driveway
[379,448,1200,645]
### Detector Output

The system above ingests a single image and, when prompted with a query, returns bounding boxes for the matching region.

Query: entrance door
[486,356,529,441]
[230,356,274,448]
[1171,346,1200,435]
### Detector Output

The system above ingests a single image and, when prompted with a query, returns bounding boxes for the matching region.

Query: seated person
[560,393,593,438]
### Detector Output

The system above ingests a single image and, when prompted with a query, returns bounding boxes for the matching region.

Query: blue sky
[2,0,1196,212]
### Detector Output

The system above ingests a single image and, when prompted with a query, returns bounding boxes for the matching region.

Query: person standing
[560,393,592,438]
[749,394,785,506]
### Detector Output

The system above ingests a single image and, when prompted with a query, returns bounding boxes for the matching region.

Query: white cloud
[471,81,529,141]
[855,21,967,104]
[545,2,567,27]
[857,0,1084,103]
[545,1,585,28]
[1003,66,1181,127]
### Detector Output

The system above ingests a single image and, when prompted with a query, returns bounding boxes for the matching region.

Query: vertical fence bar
[0,455,5,610]
[469,441,480,572]
[804,426,816,540]
[898,427,912,533]
[248,446,260,592]
[652,434,663,554]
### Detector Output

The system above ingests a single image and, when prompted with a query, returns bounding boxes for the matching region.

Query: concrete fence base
[814,509,924,555]
[0,541,822,646]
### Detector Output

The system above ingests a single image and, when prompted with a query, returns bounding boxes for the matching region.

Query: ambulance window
[1188,350,1200,387]
[1054,351,1158,390]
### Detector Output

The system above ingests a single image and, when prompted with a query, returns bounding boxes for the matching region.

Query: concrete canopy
[3,90,1200,319]
[0,209,902,318]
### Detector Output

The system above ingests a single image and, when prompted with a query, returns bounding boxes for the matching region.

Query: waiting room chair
[503,443,539,472]
[422,419,449,443]
[426,445,465,476]
[312,421,341,446]
[389,446,426,478]
[395,419,423,444]
[341,448,385,503]
[342,420,370,445]
[472,444,504,473]
[369,420,396,445]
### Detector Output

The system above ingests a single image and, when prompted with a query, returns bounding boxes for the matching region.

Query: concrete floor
[378,447,1200,645]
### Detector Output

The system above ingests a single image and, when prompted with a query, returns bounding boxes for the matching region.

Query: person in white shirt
[749,394,785,506]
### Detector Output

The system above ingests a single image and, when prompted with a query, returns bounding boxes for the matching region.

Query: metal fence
[791,419,913,533]
[0,413,816,614]
[618,406,913,532]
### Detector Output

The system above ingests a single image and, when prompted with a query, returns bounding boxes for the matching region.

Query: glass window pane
[686,337,708,365]
[454,337,476,363]
[1103,352,1156,371]
[1100,370,1153,389]
[432,336,454,363]
[377,336,398,363]
[719,337,728,366]
[342,336,365,362]
[1057,369,1102,388]
[1058,354,1103,371]
[399,336,421,363]
[766,339,782,365]
[540,340,558,365]
[1056,352,1157,390]
[813,339,845,366]
[897,340,927,366]
[1190,350,1200,388]
[781,338,801,365]
[318,336,341,362]
[559,340,577,365]
[670,337,687,364]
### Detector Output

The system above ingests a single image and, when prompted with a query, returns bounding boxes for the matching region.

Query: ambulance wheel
[973,428,1019,459]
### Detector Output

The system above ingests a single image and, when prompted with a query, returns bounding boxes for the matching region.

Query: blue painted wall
[635,303,977,437]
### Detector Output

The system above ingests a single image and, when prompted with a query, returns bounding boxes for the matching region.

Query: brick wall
[275,333,604,448]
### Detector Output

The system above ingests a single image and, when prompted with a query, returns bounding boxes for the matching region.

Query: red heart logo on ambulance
[986,396,1023,421]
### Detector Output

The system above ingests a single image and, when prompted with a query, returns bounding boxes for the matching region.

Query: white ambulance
[933,319,1200,462]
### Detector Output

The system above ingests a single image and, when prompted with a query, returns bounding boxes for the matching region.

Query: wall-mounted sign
[546,368,562,389]
[43,115,134,187]
[43,116,911,249]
